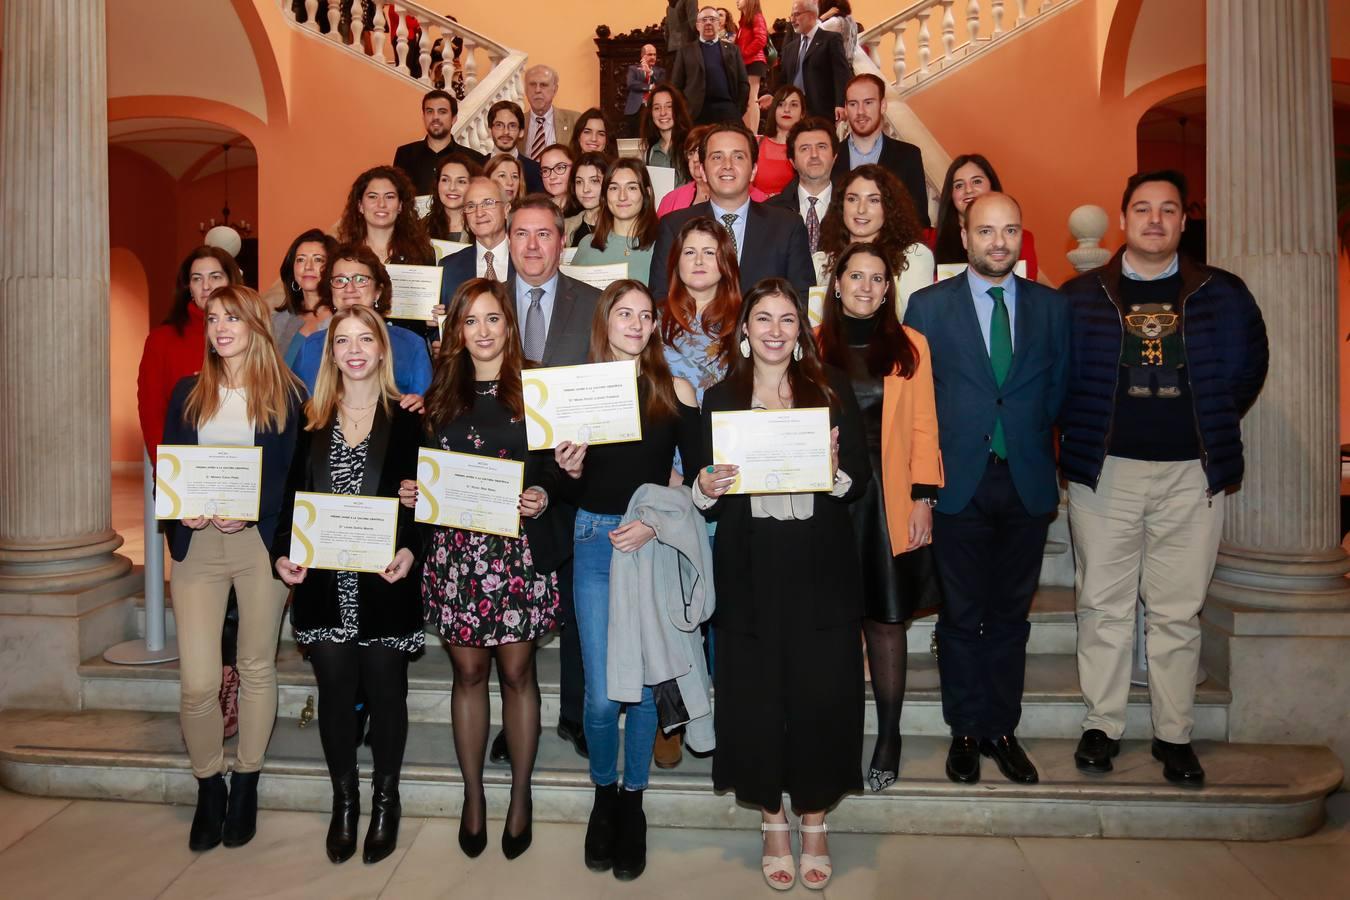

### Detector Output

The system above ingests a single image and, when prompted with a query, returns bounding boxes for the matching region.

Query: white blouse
[198,386,254,447]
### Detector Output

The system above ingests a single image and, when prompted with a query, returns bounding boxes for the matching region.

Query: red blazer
[136,304,206,462]
[736,13,768,66]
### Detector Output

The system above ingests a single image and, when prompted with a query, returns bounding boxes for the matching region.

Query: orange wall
[110,250,150,464]
[177,165,259,261]
[108,147,180,328]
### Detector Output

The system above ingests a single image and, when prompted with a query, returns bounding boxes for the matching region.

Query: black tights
[864,618,907,773]
[449,642,539,836]
[308,641,410,779]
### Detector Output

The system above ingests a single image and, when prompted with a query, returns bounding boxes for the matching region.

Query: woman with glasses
[538,144,574,211]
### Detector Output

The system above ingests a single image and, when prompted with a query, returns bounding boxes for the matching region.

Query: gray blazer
[507,271,601,366]
[670,40,749,121]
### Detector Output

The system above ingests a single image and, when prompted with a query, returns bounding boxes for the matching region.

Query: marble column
[1205,0,1350,610]
[0,0,136,706]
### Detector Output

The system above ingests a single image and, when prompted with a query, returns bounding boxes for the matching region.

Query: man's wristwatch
[920,497,938,507]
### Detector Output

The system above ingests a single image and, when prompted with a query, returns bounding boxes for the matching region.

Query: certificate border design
[154,444,263,521]
[416,448,526,539]
[710,407,833,495]
[521,359,644,451]
[290,490,400,574]
[384,263,446,321]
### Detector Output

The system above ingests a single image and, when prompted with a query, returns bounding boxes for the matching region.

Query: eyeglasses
[1124,313,1178,327]
[540,162,572,177]
[463,199,502,212]
[330,274,373,288]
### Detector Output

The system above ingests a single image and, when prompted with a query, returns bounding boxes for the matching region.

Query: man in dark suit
[649,123,814,300]
[765,116,837,254]
[776,0,852,121]
[625,44,666,117]
[671,7,750,125]
[392,89,488,196]
[438,177,513,306]
[831,74,930,228]
[487,100,545,194]
[903,193,1069,787]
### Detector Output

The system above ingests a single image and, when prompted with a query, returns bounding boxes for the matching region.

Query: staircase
[0,574,1338,841]
[277,0,527,155]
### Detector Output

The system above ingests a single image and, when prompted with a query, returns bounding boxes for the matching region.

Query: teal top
[570,232,655,287]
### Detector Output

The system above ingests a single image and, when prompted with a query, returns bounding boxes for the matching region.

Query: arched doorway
[1136,88,1207,263]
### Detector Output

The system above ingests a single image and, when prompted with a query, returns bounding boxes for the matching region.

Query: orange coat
[880,327,944,555]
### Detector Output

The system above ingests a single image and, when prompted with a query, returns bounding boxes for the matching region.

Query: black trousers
[308,641,410,779]
[696,98,742,126]
[931,460,1050,738]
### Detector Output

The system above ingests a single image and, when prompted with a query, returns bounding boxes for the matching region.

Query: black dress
[841,315,942,624]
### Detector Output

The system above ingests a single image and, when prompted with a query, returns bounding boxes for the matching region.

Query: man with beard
[393,90,487,196]
[903,192,1069,787]
[486,100,545,193]
[831,74,929,228]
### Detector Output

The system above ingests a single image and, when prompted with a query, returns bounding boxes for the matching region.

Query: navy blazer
[519,154,545,194]
[160,376,305,562]
[647,200,814,301]
[624,64,666,115]
[438,244,516,307]
[903,274,1069,517]
[779,27,851,121]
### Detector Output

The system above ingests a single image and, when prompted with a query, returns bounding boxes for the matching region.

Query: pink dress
[657,182,770,217]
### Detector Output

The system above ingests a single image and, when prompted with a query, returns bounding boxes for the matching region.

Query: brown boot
[653,729,683,769]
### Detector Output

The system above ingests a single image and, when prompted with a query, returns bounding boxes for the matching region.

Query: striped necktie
[529,116,546,160]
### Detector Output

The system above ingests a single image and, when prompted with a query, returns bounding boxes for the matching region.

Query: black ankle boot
[584,783,620,871]
[222,770,259,847]
[326,768,360,863]
[188,773,228,852]
[612,788,647,881]
[363,773,401,864]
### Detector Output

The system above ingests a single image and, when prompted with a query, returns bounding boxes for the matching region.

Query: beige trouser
[1068,456,1225,743]
[170,526,289,778]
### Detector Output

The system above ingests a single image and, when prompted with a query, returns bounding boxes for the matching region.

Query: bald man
[521,65,579,160]
[904,193,1069,788]
[624,43,666,137]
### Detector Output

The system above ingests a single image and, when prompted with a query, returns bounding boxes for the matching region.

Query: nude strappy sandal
[760,821,796,891]
[798,822,833,891]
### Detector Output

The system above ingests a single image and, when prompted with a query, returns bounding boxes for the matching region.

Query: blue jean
[573,509,658,790]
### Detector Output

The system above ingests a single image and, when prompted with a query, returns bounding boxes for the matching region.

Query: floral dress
[421,381,560,647]
[292,426,425,652]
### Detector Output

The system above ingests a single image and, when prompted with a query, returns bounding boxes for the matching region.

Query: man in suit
[487,100,545,194]
[625,44,666,118]
[671,7,750,125]
[649,123,814,300]
[521,65,579,161]
[392,89,487,196]
[437,177,513,306]
[776,0,851,121]
[765,116,837,254]
[665,0,698,60]
[903,192,1069,787]
[831,74,930,228]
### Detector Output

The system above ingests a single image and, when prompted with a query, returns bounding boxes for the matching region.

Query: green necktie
[988,285,1012,459]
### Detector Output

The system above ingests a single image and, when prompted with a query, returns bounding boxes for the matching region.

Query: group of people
[135,27,1269,892]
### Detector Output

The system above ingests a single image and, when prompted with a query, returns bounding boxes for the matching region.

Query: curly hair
[337,165,434,265]
[818,164,924,274]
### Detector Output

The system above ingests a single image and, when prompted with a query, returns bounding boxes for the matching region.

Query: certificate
[647,166,676,207]
[711,408,832,494]
[413,194,434,217]
[289,492,399,573]
[154,445,263,521]
[522,360,643,450]
[807,286,826,328]
[416,448,525,538]
[560,262,629,291]
[386,264,444,320]
[431,238,469,262]
[560,247,579,265]
[935,260,1027,281]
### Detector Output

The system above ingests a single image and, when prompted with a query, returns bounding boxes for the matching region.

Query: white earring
[792,342,803,362]
[739,337,751,358]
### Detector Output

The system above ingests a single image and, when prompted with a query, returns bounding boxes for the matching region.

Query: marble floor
[0,787,1344,899]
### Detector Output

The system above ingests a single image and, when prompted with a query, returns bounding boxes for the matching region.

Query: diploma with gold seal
[288,492,400,572]
[522,360,643,451]
[711,408,832,494]
[154,445,263,520]
[416,448,525,538]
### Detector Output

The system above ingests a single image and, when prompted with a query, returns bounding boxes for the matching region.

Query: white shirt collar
[1121,252,1180,281]
[798,181,831,210]
[477,237,508,260]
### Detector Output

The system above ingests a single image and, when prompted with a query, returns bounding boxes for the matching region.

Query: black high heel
[457,791,487,858]
[501,796,533,860]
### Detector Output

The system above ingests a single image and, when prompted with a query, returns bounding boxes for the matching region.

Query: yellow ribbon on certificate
[417,452,442,524]
[710,417,744,494]
[292,498,318,567]
[521,378,554,449]
[156,452,183,519]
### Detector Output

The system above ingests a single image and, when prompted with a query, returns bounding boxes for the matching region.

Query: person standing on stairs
[831,74,930,229]
[272,306,425,865]
[903,193,1069,787]
[391,89,487,197]
[1059,170,1268,787]
[815,243,943,793]
[161,285,305,853]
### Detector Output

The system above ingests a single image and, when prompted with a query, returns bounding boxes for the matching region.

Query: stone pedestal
[0,0,136,705]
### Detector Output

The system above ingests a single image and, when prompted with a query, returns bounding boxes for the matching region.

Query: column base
[0,531,133,595]
[0,567,141,708]
[1209,544,1350,610]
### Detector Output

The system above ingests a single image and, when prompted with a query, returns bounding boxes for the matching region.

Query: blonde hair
[184,285,303,433]
[305,306,401,430]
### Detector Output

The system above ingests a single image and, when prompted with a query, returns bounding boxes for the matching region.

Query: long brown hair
[737,0,762,27]
[166,246,242,334]
[588,159,660,252]
[423,154,483,241]
[660,216,741,367]
[934,153,1003,264]
[568,107,618,160]
[277,229,339,315]
[588,280,679,421]
[337,165,435,265]
[305,306,401,431]
[639,83,693,176]
[816,243,919,379]
[723,278,836,410]
[183,285,303,433]
[818,164,925,274]
[423,279,525,433]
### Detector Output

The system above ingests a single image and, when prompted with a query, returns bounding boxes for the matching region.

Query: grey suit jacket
[508,272,601,366]
[670,41,749,121]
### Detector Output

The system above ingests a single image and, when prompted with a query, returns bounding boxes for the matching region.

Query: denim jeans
[573,509,658,790]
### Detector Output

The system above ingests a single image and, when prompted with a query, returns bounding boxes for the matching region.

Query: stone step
[78,644,1232,741]
[0,709,1337,841]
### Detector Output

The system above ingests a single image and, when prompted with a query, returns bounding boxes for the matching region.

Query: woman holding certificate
[558,280,700,883]
[659,217,741,401]
[162,285,305,853]
[416,279,566,862]
[693,279,867,891]
[815,244,942,793]
[338,165,435,266]
[423,154,483,243]
[272,305,424,865]
[570,160,660,286]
